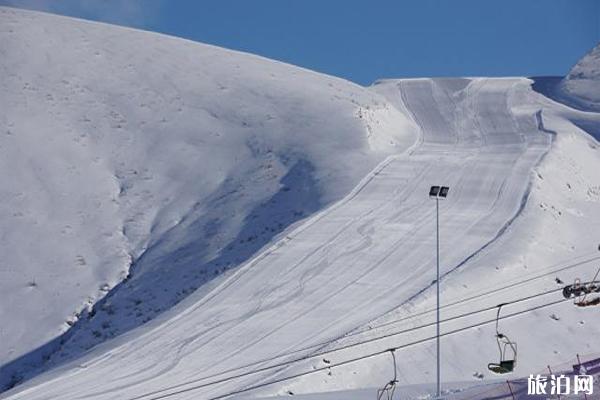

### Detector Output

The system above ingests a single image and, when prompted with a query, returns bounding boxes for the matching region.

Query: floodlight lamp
[429,186,440,197]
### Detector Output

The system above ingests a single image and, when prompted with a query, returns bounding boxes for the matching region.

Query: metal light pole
[429,185,449,399]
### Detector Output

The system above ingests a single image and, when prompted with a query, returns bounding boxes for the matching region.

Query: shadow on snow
[0,159,323,391]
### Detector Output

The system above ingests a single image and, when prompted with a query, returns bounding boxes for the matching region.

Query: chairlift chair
[487,304,517,374]
[563,267,600,307]
[575,296,600,307]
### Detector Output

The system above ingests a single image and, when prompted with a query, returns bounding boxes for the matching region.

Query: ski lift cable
[126,255,599,400]
[202,298,573,400]
[362,254,600,335]
[132,293,571,400]
[129,287,561,400]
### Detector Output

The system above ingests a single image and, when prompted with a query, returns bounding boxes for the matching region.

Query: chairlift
[562,267,600,307]
[377,349,398,400]
[487,304,517,374]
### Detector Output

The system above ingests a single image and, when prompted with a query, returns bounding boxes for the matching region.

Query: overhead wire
[132,286,576,400]
[361,254,600,334]
[125,254,600,400]
[155,297,573,400]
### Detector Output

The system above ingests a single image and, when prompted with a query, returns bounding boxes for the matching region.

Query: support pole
[506,380,515,400]
[576,354,588,400]
[548,365,561,400]
[436,197,441,398]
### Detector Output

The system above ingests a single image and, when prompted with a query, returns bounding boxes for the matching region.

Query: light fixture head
[429,185,449,198]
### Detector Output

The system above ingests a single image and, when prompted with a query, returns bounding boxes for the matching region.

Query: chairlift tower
[429,185,449,399]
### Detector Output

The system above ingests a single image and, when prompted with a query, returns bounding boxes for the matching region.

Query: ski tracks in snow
[4,78,555,400]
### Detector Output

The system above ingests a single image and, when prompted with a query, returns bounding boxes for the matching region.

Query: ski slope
[2,7,600,400]
[268,78,600,398]
[7,74,600,399]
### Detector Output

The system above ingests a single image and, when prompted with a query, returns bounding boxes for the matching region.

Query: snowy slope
[0,6,418,389]
[2,7,600,400]
[5,74,600,399]
[560,43,600,111]
[266,87,600,398]
[535,43,600,114]
[247,353,600,400]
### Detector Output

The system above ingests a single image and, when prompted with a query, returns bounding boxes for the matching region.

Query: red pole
[506,380,515,400]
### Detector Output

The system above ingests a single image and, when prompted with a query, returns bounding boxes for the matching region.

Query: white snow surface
[1,7,600,400]
[560,42,600,111]
[0,5,417,386]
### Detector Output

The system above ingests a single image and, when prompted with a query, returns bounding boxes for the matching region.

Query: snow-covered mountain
[535,43,600,115]
[560,43,600,111]
[0,6,417,389]
[1,7,599,400]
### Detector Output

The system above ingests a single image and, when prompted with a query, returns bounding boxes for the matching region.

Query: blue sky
[2,0,599,85]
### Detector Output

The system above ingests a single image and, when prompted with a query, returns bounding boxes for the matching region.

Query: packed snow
[237,79,600,399]
[1,6,599,400]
